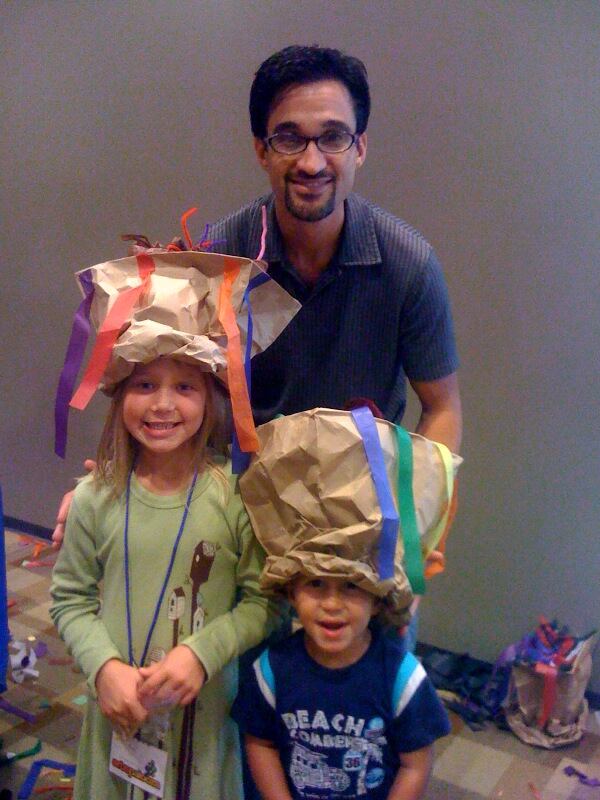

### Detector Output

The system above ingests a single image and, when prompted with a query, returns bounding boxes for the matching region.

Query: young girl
[50,355,277,799]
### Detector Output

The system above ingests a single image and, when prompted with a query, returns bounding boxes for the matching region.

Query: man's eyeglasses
[264,131,358,155]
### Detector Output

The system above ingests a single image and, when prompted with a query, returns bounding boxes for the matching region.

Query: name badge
[109,733,168,798]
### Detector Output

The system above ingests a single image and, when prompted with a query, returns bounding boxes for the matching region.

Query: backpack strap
[253,648,276,709]
[391,651,427,718]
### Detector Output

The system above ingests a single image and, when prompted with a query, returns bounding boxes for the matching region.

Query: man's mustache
[286,169,335,182]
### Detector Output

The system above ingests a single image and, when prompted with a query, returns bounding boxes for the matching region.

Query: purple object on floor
[32,641,47,658]
[564,765,600,787]
[0,696,36,724]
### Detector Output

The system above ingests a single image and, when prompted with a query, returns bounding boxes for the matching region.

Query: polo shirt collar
[337,194,381,266]
[246,193,381,267]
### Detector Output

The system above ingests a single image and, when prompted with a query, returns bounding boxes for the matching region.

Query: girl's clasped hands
[95,645,205,740]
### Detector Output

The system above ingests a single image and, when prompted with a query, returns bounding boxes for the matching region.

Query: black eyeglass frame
[263,131,359,155]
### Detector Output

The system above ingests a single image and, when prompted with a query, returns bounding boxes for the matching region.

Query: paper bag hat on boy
[239,406,462,625]
[54,218,300,460]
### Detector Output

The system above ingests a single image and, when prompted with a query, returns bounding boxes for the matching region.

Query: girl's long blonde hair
[94,364,231,498]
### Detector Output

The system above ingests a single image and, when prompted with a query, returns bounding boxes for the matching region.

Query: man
[209,45,461,449]
[54,45,461,542]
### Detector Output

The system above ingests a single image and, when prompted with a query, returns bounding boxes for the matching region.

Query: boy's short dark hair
[249,45,371,139]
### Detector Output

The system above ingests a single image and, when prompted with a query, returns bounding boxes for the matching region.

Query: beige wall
[2,1,599,689]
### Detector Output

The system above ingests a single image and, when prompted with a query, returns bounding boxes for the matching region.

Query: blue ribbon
[350,407,399,580]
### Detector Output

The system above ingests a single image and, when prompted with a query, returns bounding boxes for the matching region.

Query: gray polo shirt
[209,193,458,425]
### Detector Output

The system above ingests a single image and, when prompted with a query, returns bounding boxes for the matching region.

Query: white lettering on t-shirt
[311,710,330,730]
[297,710,310,729]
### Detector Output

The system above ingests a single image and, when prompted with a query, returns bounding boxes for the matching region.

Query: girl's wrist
[95,658,125,689]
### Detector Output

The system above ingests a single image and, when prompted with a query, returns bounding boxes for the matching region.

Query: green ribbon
[0,737,42,766]
[394,426,425,595]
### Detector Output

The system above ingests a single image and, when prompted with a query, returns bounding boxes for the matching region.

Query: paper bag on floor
[505,632,597,748]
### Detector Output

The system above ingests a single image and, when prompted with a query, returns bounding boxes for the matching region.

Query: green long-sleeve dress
[50,462,276,799]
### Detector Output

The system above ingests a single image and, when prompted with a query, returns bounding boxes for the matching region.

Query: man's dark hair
[249,45,370,139]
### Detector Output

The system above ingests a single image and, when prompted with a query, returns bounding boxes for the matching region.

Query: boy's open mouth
[319,621,346,631]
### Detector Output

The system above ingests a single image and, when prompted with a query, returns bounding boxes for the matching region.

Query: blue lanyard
[124,469,198,668]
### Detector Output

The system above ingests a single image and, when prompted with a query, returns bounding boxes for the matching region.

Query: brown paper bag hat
[54,211,300,460]
[239,407,462,624]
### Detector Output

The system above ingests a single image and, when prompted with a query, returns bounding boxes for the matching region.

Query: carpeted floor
[1,529,599,799]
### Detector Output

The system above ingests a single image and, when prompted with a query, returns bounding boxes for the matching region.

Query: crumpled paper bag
[505,634,596,748]
[76,249,300,390]
[239,408,462,623]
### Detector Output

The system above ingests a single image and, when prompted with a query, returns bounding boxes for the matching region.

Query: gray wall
[2,2,599,690]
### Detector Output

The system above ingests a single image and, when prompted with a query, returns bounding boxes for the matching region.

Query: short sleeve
[388,652,451,753]
[399,249,459,382]
[231,648,280,742]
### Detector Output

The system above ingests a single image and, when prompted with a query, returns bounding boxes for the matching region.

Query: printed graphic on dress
[189,540,216,633]
[168,588,186,648]
[166,541,217,645]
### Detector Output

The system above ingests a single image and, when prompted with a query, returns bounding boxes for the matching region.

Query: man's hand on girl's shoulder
[51,459,96,549]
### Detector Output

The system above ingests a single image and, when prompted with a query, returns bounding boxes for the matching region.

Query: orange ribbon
[218,258,259,452]
[70,254,155,410]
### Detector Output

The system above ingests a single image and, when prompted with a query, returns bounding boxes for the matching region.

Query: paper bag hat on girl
[239,406,462,625]
[54,209,301,461]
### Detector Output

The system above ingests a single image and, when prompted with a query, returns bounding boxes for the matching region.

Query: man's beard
[284,177,337,222]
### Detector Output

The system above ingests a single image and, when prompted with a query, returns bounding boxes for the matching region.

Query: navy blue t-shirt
[232,629,450,799]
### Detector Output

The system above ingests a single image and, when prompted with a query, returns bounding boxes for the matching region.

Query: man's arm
[410,373,462,453]
[245,734,293,800]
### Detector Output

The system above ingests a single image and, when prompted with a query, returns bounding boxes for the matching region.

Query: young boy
[234,406,459,800]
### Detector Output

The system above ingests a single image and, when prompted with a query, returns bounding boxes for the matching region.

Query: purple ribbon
[54,270,94,458]
[564,766,600,787]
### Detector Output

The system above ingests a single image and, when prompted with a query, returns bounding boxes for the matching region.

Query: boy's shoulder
[253,629,427,714]
[260,627,413,684]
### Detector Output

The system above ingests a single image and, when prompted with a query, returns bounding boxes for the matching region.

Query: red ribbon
[70,254,155,410]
